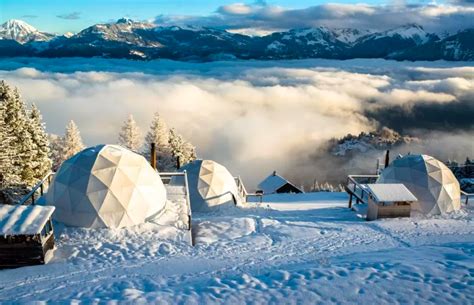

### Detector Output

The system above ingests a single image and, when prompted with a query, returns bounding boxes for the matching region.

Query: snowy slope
[0,192,473,303]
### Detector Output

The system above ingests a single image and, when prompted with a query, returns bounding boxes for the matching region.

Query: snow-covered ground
[1,192,473,304]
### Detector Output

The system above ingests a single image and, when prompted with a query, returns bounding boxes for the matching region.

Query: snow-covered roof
[0,204,55,235]
[258,172,301,194]
[367,184,418,203]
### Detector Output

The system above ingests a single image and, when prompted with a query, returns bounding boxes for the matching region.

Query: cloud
[57,12,81,20]
[155,2,474,34]
[0,58,472,187]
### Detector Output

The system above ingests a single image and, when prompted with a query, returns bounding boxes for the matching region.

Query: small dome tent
[377,154,461,215]
[46,145,167,228]
[179,160,241,212]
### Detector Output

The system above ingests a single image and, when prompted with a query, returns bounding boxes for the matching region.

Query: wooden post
[348,193,353,208]
[384,150,390,168]
[150,143,157,170]
[176,156,181,170]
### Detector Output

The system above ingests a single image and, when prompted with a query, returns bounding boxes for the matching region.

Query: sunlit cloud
[0,58,472,186]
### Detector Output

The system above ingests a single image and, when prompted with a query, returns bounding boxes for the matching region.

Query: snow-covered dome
[377,154,461,215]
[46,145,167,228]
[179,160,241,212]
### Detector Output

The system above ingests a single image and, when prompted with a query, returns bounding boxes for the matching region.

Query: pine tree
[146,112,169,148]
[168,128,196,169]
[145,112,174,171]
[118,114,142,151]
[57,120,84,167]
[49,134,63,171]
[0,82,36,186]
[168,128,185,169]
[0,87,20,187]
[181,141,196,165]
[28,104,52,181]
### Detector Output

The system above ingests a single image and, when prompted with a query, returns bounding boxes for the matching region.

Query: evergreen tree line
[1,81,196,195]
[117,113,196,171]
[446,158,474,180]
[50,114,196,172]
[0,81,51,189]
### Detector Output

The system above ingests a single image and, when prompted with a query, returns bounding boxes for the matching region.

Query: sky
[1,0,474,34]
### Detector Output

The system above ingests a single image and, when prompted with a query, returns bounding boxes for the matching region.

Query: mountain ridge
[0,19,472,61]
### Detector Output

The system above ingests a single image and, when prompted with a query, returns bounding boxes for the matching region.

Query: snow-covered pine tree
[49,134,63,171]
[168,128,185,169]
[0,81,36,186]
[58,120,85,166]
[146,112,169,148]
[28,104,52,181]
[0,86,20,187]
[168,128,196,169]
[181,141,196,165]
[145,112,174,171]
[118,114,142,151]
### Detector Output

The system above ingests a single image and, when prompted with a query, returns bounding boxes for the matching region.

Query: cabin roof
[258,172,302,194]
[0,205,55,236]
[367,184,418,202]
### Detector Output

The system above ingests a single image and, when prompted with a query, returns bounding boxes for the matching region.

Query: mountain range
[0,19,472,61]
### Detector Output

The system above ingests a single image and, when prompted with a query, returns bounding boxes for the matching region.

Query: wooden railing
[17,172,55,206]
[345,174,379,208]
[461,190,474,206]
[234,176,248,202]
[159,171,194,246]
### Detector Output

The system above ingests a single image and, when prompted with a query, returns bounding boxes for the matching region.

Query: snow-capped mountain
[392,29,474,61]
[261,27,347,59]
[0,19,472,61]
[349,24,439,58]
[0,19,55,44]
[332,28,374,45]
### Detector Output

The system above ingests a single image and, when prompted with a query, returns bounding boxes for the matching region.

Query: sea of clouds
[0,58,472,188]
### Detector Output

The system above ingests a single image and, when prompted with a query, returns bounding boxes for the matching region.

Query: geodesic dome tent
[179,160,242,212]
[45,145,167,228]
[377,154,461,215]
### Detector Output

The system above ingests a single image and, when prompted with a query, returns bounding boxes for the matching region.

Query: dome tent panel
[46,145,167,229]
[180,160,242,212]
[377,154,461,216]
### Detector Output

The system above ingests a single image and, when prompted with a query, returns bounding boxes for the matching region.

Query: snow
[0,192,473,303]
[0,204,54,235]
[366,184,417,202]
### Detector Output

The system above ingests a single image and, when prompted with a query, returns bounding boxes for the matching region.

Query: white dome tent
[377,154,461,215]
[45,145,167,228]
[179,160,242,212]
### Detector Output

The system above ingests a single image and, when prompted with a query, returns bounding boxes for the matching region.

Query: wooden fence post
[150,143,157,170]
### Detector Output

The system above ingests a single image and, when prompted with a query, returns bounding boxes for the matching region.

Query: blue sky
[1,0,399,32]
[1,0,472,34]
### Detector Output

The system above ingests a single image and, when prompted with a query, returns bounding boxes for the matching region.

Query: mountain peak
[116,17,134,25]
[0,19,55,43]
[400,23,424,30]
[1,19,38,33]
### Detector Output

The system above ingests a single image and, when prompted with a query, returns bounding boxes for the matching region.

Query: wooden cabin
[258,171,303,195]
[366,184,417,221]
[0,204,55,269]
